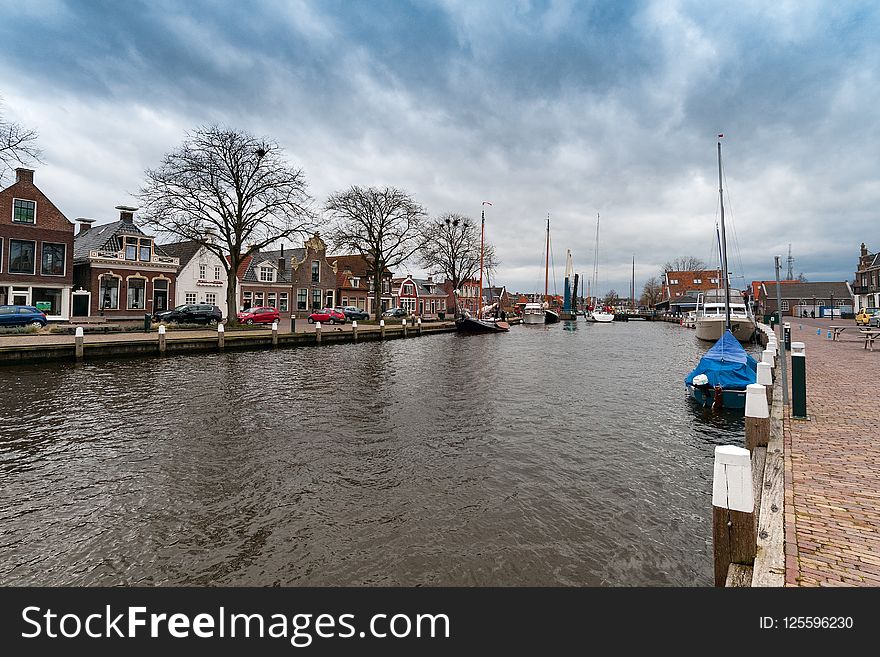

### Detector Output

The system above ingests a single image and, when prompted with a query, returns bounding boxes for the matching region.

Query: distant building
[482,285,511,312]
[392,274,448,317]
[757,281,853,318]
[73,206,178,319]
[662,269,723,302]
[331,254,394,317]
[854,242,880,310]
[161,237,230,317]
[0,168,74,320]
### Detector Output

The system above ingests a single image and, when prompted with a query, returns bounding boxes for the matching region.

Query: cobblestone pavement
[781,318,880,586]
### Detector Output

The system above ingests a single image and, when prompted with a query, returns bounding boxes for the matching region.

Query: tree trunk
[373,271,381,320]
[226,272,239,327]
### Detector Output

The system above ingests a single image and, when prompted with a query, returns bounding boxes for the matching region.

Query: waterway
[0,320,757,586]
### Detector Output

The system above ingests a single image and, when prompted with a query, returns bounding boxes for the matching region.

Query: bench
[829,325,854,341]
[860,328,880,352]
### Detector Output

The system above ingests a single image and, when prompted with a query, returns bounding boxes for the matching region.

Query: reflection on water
[0,321,755,586]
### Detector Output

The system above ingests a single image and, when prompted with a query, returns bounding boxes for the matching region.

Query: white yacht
[694,289,756,342]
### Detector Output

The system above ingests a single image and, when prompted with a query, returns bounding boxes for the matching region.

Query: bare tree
[1,100,41,182]
[137,126,314,324]
[662,256,707,273]
[325,186,427,318]
[418,212,499,313]
[604,289,619,306]
[640,276,663,307]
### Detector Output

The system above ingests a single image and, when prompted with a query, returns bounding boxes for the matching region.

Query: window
[32,288,61,316]
[214,266,222,280]
[311,261,320,282]
[99,276,120,310]
[383,280,390,294]
[9,240,36,274]
[279,292,288,312]
[199,264,207,279]
[205,292,217,305]
[127,278,146,309]
[41,243,66,276]
[0,237,3,272]
[297,288,307,310]
[668,279,679,285]
[351,277,360,288]
[403,283,415,295]
[781,300,789,311]
[243,291,252,300]
[312,289,321,310]
[259,266,274,282]
[693,278,701,284]
[710,278,719,284]
[12,199,36,224]
[342,297,349,306]
[268,293,277,309]
[254,292,264,306]
[125,238,137,261]
[139,241,151,262]
[185,292,197,304]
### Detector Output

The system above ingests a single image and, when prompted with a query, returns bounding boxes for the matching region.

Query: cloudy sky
[1,0,878,296]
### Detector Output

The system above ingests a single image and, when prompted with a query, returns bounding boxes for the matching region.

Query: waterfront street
[780,318,880,586]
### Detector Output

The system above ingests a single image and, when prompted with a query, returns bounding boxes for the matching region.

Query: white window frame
[12,198,37,225]
[41,242,67,277]
[98,274,121,310]
[693,278,701,284]
[126,276,147,310]
[259,266,274,282]
[185,292,198,304]
[214,265,222,280]
[205,292,217,305]
[0,237,3,273]
[199,264,207,280]
[8,239,37,275]
[351,277,360,288]
[279,292,288,312]
[781,300,789,311]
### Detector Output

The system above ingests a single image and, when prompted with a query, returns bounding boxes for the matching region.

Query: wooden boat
[456,202,509,335]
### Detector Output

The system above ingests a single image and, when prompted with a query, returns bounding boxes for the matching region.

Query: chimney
[115,205,138,223]
[15,168,34,184]
[427,275,433,284]
[278,244,286,274]
[76,218,96,235]
[861,242,868,258]
[204,227,216,244]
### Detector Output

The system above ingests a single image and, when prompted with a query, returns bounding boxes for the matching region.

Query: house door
[72,292,91,316]
[153,280,169,312]
[419,300,424,315]
[12,291,29,306]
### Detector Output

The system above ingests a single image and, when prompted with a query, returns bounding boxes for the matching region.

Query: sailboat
[685,138,758,410]
[586,213,614,323]
[694,139,756,342]
[524,214,560,325]
[455,202,510,334]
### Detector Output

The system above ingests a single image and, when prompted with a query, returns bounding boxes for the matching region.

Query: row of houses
[0,168,513,321]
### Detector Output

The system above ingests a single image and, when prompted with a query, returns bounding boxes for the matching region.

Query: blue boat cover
[684,330,758,390]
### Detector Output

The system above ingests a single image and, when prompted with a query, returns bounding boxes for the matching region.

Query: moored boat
[685,329,757,409]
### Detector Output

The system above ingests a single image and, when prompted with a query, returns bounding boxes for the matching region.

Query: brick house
[854,243,880,310]
[661,269,723,302]
[483,285,511,312]
[392,274,448,318]
[72,207,179,319]
[237,233,338,316]
[0,168,75,320]
[757,281,853,318]
[441,278,481,316]
[330,254,394,317]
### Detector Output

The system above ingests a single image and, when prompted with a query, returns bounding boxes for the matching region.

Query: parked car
[155,304,224,325]
[236,306,281,325]
[381,307,408,318]
[0,305,48,328]
[856,309,873,325]
[307,308,346,324]
[870,312,880,328]
[336,306,369,320]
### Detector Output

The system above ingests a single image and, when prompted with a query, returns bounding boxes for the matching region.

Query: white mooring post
[217,322,225,350]
[352,320,358,342]
[744,384,770,452]
[380,319,385,339]
[315,321,321,343]
[402,318,407,337]
[757,361,773,405]
[158,324,166,355]
[712,445,756,586]
[271,321,278,347]
[761,348,775,368]
[417,316,422,335]
[75,326,84,360]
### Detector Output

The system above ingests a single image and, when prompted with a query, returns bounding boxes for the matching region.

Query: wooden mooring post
[158,324,166,355]
[315,321,321,343]
[745,384,770,452]
[217,323,225,350]
[757,361,772,405]
[712,445,756,586]
[352,320,358,342]
[272,321,278,347]
[402,318,408,337]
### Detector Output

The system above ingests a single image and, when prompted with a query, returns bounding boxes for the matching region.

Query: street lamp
[812,295,816,318]
[830,290,834,320]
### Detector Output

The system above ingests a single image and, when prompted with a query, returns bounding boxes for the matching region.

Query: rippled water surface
[0,320,757,586]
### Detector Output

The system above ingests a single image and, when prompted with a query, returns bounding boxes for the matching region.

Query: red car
[237,306,280,325]
[307,308,346,324]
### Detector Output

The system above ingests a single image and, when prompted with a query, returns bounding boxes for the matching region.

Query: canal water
[0,320,756,586]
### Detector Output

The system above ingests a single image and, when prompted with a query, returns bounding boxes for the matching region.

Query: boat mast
[479,201,490,319]
[717,137,731,331]
[544,213,550,304]
[593,213,600,307]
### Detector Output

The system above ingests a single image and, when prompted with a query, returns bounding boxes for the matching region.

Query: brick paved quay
[781,318,880,586]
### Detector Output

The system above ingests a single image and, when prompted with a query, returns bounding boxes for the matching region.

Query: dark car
[237,306,281,325]
[0,305,48,328]
[381,307,408,318]
[335,306,369,320]
[154,304,223,325]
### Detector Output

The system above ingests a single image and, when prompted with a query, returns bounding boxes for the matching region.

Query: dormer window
[403,283,415,295]
[12,199,36,224]
[139,241,151,262]
[259,266,275,282]
[351,277,360,288]
[125,237,138,261]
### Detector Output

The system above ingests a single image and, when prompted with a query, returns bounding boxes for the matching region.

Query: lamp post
[812,295,816,318]
[830,290,834,320]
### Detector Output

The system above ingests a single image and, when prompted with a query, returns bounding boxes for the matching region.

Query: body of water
[0,320,755,585]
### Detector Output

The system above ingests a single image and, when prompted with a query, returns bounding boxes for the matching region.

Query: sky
[1,0,878,297]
